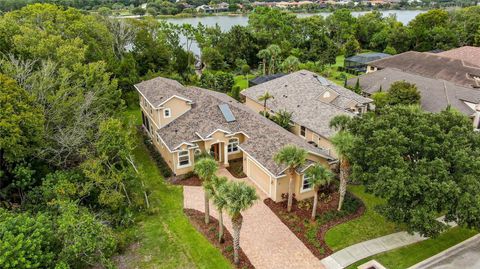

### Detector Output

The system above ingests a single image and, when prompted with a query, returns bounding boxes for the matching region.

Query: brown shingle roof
[436,46,480,68]
[135,77,188,107]
[136,77,334,176]
[348,68,480,115]
[368,51,480,88]
[241,70,372,138]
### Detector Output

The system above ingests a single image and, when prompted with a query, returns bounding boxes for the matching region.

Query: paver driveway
[183,168,325,269]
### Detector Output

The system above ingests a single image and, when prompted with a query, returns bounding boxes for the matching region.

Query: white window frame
[227,138,240,154]
[164,108,172,118]
[177,150,191,168]
[301,174,312,193]
[300,126,306,138]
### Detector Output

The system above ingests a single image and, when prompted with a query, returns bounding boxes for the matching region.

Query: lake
[163,10,425,55]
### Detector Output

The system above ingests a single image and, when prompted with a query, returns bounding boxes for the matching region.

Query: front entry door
[210,144,220,161]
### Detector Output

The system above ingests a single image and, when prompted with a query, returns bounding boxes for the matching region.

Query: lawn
[324,185,402,251]
[323,55,357,86]
[346,227,478,269]
[118,107,231,269]
[234,74,255,90]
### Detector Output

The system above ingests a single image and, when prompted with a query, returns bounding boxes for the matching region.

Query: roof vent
[218,103,236,122]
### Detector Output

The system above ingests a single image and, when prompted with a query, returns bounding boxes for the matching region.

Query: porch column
[223,143,229,166]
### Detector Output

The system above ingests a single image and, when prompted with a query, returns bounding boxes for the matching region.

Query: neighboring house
[241,70,373,157]
[435,46,480,68]
[135,77,335,202]
[344,52,391,73]
[348,68,480,125]
[365,51,480,88]
[196,3,229,13]
[348,47,480,128]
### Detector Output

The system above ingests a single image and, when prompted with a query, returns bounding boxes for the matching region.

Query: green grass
[234,74,255,90]
[346,227,478,269]
[323,55,356,86]
[325,185,402,251]
[120,107,231,269]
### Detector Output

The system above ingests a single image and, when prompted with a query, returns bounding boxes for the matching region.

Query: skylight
[218,104,236,122]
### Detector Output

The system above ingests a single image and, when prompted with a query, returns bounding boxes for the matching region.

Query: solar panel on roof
[218,104,236,122]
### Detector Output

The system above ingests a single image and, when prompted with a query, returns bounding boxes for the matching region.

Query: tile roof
[241,70,372,138]
[436,46,480,68]
[136,77,334,176]
[348,68,480,115]
[368,51,480,88]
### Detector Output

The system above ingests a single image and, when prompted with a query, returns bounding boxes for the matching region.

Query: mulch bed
[264,185,365,259]
[169,175,202,186]
[184,209,255,269]
[226,159,247,178]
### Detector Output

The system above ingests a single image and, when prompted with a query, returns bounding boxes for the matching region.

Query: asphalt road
[409,234,480,269]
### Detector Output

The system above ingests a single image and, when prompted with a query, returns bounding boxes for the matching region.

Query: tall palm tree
[267,44,281,74]
[330,131,355,211]
[258,91,273,116]
[305,164,333,220]
[274,145,308,212]
[281,55,300,73]
[205,175,228,243]
[257,49,270,75]
[222,181,258,265]
[194,157,219,224]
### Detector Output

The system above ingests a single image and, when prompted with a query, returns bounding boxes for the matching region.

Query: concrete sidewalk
[321,216,457,269]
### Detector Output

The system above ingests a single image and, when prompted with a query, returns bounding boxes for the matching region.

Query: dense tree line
[0,0,147,12]
[194,6,480,77]
[0,4,192,268]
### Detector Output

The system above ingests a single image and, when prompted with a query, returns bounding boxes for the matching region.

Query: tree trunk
[231,213,243,265]
[205,191,210,224]
[337,159,348,211]
[218,208,224,243]
[287,169,294,212]
[312,189,318,220]
[263,100,267,116]
[262,59,266,75]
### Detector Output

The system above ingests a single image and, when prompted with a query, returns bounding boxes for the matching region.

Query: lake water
[163,10,425,55]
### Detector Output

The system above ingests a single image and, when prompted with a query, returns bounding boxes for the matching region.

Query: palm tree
[267,44,281,74]
[281,55,300,73]
[273,109,293,129]
[258,91,273,116]
[274,145,308,212]
[205,175,228,243]
[329,114,352,132]
[222,181,258,265]
[305,164,333,220]
[330,131,355,211]
[257,49,270,75]
[194,157,219,224]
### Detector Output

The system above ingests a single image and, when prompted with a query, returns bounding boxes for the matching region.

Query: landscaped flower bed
[264,185,365,259]
[184,209,254,269]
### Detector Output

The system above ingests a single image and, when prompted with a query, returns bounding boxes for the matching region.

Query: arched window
[227,138,240,154]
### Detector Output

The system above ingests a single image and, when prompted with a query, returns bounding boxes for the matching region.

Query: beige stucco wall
[245,96,266,114]
[160,97,191,126]
[290,123,337,158]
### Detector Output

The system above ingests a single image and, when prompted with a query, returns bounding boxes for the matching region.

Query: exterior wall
[152,133,176,172]
[290,123,337,158]
[245,97,266,114]
[160,97,191,126]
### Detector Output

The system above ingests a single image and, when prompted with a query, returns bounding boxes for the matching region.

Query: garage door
[246,158,270,196]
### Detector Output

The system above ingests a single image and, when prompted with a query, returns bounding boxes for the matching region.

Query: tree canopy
[344,106,480,236]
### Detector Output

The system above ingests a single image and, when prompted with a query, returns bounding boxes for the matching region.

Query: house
[196,2,229,13]
[348,68,480,125]
[365,51,480,88]
[135,76,335,202]
[241,70,373,157]
[435,46,480,68]
[347,48,480,128]
[344,52,391,73]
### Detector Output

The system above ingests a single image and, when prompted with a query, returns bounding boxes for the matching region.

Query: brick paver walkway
[183,168,325,269]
